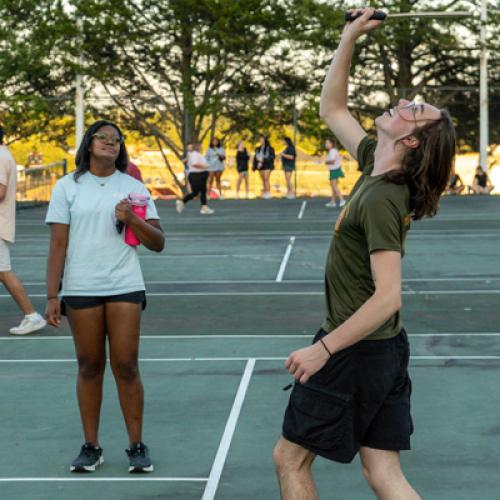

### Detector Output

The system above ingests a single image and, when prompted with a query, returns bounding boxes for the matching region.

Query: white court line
[276,237,296,282]
[4,290,500,298]
[0,477,207,482]
[16,277,500,286]
[13,232,500,242]
[2,333,500,341]
[297,201,307,219]
[0,356,499,363]
[201,358,255,500]
[10,254,282,260]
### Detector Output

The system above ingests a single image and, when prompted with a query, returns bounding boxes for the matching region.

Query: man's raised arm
[319,8,382,159]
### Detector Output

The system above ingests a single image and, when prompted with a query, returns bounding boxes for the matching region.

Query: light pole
[75,16,85,150]
[479,0,489,171]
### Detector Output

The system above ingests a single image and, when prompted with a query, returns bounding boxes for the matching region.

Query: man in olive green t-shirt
[274,9,456,500]
[322,136,411,341]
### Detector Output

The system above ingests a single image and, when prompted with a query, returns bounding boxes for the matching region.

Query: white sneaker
[262,192,271,199]
[200,206,214,215]
[9,313,47,335]
[176,200,185,213]
[339,199,346,207]
[325,201,337,207]
[286,192,296,199]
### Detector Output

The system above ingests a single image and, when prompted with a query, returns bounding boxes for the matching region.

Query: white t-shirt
[206,147,225,172]
[0,145,17,242]
[187,151,208,174]
[325,148,341,170]
[45,170,159,296]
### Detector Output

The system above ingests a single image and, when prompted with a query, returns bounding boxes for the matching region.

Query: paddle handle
[345,10,387,22]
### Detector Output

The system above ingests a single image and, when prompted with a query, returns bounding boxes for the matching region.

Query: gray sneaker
[126,442,154,473]
[70,443,104,472]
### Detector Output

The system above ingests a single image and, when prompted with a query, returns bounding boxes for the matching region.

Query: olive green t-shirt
[321,136,411,340]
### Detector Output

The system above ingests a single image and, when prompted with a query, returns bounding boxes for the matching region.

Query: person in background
[253,135,275,199]
[126,161,143,182]
[471,165,494,194]
[236,141,250,199]
[280,137,296,199]
[27,149,43,167]
[45,120,164,473]
[0,128,47,335]
[177,143,214,215]
[446,168,465,195]
[206,137,226,199]
[324,138,346,207]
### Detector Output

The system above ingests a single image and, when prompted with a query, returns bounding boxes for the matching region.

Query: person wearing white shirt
[206,137,226,199]
[325,138,346,208]
[176,143,214,215]
[45,120,164,473]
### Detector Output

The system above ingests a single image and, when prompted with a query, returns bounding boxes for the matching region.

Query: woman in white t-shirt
[176,143,214,215]
[206,137,226,199]
[45,120,164,474]
[325,138,345,207]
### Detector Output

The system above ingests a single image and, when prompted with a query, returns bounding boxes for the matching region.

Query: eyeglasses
[92,132,124,145]
[394,101,441,129]
[394,101,420,127]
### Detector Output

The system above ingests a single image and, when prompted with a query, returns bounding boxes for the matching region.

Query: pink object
[126,161,143,182]
[125,193,149,246]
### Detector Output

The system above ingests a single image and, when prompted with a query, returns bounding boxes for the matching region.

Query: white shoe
[200,206,214,215]
[219,194,225,200]
[286,192,296,199]
[339,199,346,207]
[9,313,47,335]
[262,192,271,199]
[176,200,185,213]
[325,201,337,207]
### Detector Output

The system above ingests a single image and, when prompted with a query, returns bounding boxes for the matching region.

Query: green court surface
[1,196,500,499]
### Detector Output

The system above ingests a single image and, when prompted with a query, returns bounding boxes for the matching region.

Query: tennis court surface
[1,196,500,499]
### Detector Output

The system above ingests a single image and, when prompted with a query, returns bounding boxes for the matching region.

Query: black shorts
[282,328,413,463]
[61,291,147,316]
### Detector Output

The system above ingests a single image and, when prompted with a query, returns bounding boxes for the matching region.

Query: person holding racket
[273,8,456,499]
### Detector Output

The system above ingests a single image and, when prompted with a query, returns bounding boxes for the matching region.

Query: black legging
[183,171,208,205]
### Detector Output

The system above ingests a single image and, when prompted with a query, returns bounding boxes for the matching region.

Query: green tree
[74,0,326,159]
[0,0,74,146]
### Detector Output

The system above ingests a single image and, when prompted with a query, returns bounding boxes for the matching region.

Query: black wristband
[319,338,333,357]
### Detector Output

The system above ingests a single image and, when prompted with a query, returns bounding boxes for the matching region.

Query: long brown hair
[384,109,456,220]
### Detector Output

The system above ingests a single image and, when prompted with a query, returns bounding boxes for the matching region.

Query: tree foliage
[0,0,74,145]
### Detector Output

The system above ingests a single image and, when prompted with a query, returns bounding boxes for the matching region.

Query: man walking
[0,128,46,335]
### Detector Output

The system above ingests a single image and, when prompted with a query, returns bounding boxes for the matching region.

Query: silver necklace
[89,171,115,187]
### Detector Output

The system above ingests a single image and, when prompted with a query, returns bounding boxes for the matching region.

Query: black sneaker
[70,443,104,472]
[126,442,154,473]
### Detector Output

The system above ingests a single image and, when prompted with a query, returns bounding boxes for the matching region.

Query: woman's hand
[45,298,61,327]
[115,199,134,224]
[285,342,330,384]
[342,8,384,41]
